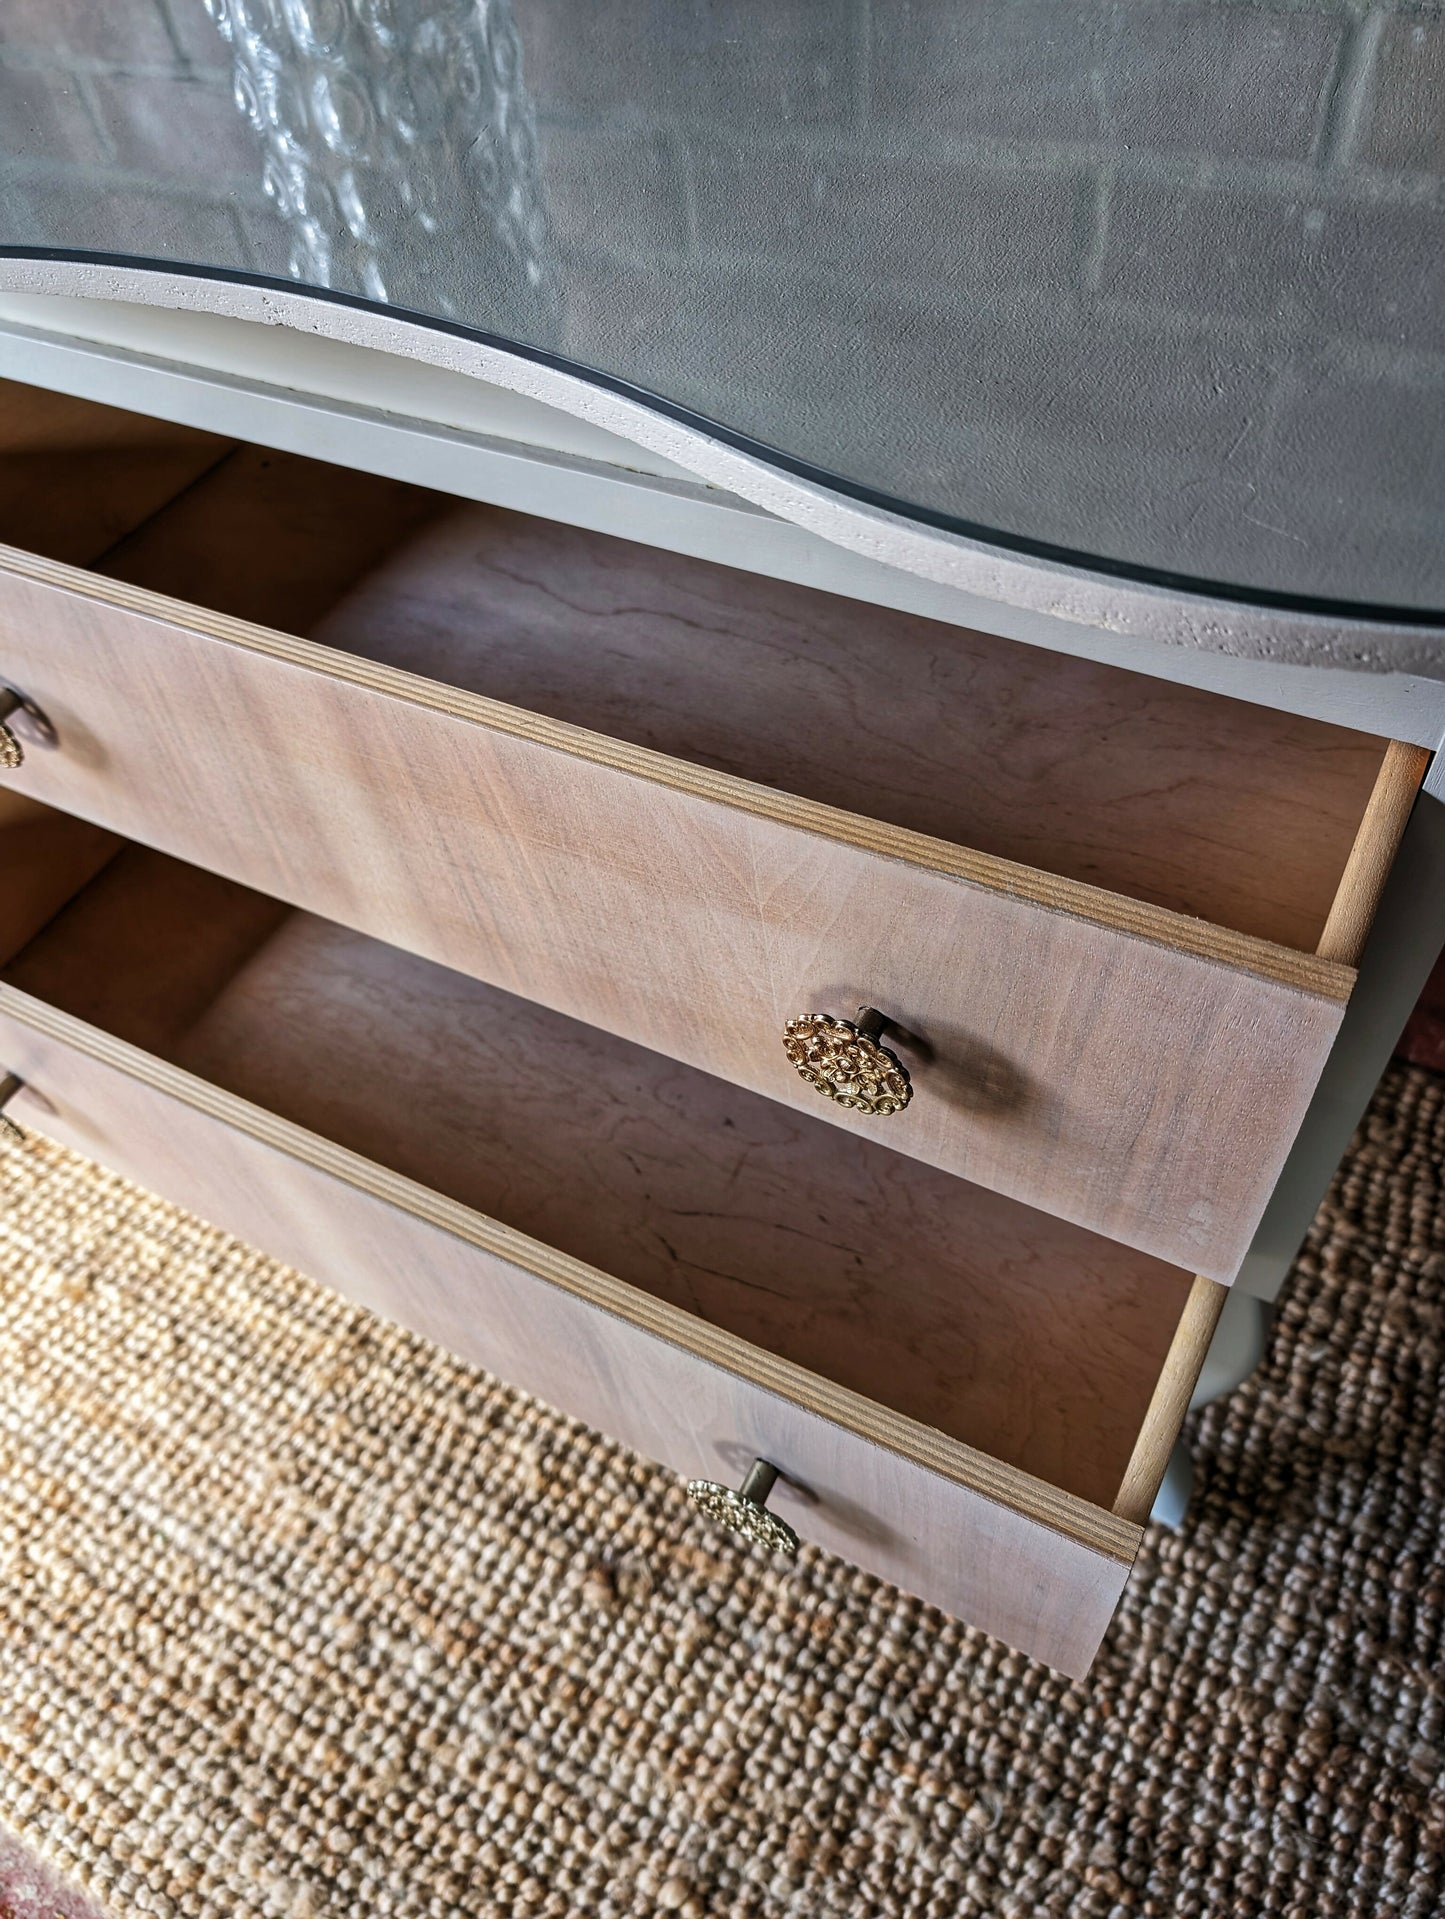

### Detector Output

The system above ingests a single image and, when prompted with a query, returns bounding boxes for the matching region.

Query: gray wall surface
[0,1,1442,609]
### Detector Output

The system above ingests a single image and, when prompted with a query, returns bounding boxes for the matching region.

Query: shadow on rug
[0,1064,1441,1919]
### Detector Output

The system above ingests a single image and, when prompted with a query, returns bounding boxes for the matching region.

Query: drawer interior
[0,376,1391,953]
[0,826,1196,1513]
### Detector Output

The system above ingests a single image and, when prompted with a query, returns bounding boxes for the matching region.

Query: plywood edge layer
[0,547,1355,1002]
[0,983,1142,1564]
[1111,1274,1229,1523]
[1106,746,1427,1521]
[1316,739,1431,968]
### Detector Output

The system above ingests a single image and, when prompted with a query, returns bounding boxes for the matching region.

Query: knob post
[685,1458,800,1556]
[739,1460,779,1506]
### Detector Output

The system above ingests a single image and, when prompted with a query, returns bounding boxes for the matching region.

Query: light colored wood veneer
[93,440,445,633]
[0,994,1143,1678]
[1316,741,1435,967]
[0,790,121,967]
[303,496,1386,951]
[0,366,1424,1672]
[53,430,1389,950]
[0,388,1418,1283]
[0,812,1170,1676]
[0,377,230,566]
[5,842,1192,1510]
[0,541,1360,1280]
[1111,737,1430,1521]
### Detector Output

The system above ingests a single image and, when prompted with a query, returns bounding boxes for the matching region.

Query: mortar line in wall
[1080,164,1113,294]
[1317,7,1386,173]
[853,0,872,131]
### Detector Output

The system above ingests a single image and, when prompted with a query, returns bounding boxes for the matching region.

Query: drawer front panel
[0,993,1139,1679]
[0,558,1350,1280]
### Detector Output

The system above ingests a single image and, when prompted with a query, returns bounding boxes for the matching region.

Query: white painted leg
[1150,1442,1194,1530]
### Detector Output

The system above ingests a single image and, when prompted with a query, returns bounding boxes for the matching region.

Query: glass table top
[1,0,1442,617]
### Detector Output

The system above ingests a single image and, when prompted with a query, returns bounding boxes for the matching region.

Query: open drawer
[0,379,1427,1281]
[0,804,1235,1676]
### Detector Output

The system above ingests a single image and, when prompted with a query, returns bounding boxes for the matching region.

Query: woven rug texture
[0,1063,1443,1919]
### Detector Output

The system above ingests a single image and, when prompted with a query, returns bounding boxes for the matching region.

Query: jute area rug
[0,1064,1442,1919]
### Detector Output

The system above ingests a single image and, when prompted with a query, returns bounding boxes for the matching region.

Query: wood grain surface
[94,441,446,633]
[0,792,120,969]
[304,495,1386,950]
[0,375,230,566]
[1316,740,1432,967]
[0,419,1385,952]
[51,432,1387,949]
[6,843,1191,1508]
[1107,742,1430,1520]
[1111,1273,1229,1523]
[0,980,1144,1681]
[0,545,1354,1281]
[0,381,1405,1671]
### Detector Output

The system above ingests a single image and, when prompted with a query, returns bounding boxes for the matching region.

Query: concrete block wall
[0,1,1441,597]
[516,1,1445,592]
[0,1,263,263]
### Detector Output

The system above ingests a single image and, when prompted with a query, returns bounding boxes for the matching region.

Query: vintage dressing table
[0,0,1441,1675]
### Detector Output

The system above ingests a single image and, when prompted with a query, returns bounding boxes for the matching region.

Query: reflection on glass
[204,0,555,331]
[0,0,1441,612]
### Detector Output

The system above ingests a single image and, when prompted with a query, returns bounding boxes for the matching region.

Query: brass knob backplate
[0,689,24,770]
[782,1007,912,1116]
[686,1460,799,1557]
[0,1071,25,1144]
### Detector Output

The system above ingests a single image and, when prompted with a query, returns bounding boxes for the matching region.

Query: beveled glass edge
[2,247,1443,657]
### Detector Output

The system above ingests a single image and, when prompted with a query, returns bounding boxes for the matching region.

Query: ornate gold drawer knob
[685,1459,799,1557]
[782,1006,912,1116]
[0,1072,26,1144]
[0,689,25,770]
